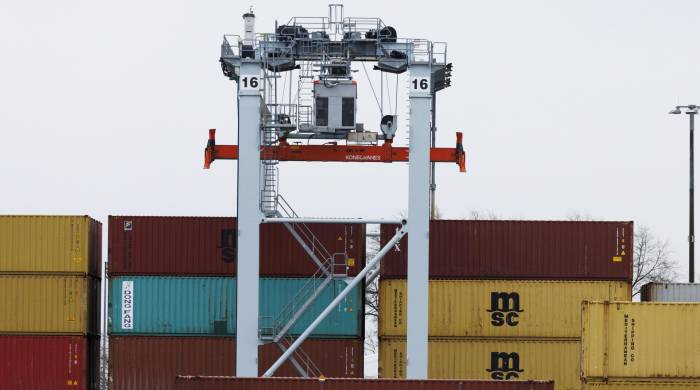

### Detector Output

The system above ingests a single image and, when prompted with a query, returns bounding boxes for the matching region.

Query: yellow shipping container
[584,382,700,390]
[0,215,101,276]
[0,275,98,334]
[379,338,580,390]
[582,301,700,380]
[379,279,631,338]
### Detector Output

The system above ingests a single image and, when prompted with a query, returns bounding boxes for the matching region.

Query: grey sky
[1,0,699,281]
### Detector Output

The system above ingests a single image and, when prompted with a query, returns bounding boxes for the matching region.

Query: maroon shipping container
[0,335,98,390]
[108,216,365,276]
[174,377,554,390]
[380,220,633,281]
[109,337,363,390]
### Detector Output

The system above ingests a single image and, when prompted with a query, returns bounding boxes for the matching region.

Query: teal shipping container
[108,276,361,337]
[259,277,362,338]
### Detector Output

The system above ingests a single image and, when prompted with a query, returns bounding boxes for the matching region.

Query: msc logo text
[486,292,524,327]
[218,228,237,263]
[486,352,524,380]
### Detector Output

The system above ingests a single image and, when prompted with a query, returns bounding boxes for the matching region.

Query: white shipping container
[641,283,700,302]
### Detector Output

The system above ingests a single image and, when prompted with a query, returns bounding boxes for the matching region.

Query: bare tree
[364,230,380,354]
[632,225,677,297]
[567,215,677,296]
[467,209,500,220]
[565,211,595,221]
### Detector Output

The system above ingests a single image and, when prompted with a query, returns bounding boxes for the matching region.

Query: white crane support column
[407,62,432,379]
[236,60,263,377]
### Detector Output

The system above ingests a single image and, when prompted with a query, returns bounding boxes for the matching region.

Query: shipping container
[379,279,630,338]
[641,283,700,302]
[379,338,579,390]
[108,276,235,335]
[108,276,362,337]
[583,382,700,390]
[581,301,700,380]
[174,376,555,390]
[108,216,365,276]
[0,215,101,277]
[0,275,99,334]
[380,220,633,280]
[259,277,362,338]
[109,336,362,389]
[0,335,98,390]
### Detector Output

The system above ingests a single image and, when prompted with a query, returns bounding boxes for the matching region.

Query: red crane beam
[204,129,466,172]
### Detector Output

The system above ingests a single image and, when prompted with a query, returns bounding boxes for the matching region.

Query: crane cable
[361,62,382,114]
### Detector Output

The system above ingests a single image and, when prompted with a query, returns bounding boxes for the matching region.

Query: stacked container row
[581,301,700,388]
[108,216,365,276]
[378,220,634,390]
[0,216,101,390]
[641,282,700,302]
[108,276,361,337]
[107,216,365,390]
[173,377,555,390]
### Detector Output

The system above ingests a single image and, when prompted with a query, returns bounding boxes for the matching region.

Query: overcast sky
[1,0,699,283]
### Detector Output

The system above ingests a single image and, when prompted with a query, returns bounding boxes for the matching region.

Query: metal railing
[259,195,350,345]
[263,103,298,129]
[221,34,241,57]
[276,195,348,275]
[277,336,323,377]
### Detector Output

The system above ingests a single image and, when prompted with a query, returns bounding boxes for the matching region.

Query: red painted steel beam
[204,129,466,172]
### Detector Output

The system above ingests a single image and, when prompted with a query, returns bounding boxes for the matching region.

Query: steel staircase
[258,196,350,378]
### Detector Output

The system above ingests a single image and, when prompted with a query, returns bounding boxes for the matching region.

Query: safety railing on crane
[221,34,242,57]
[277,335,324,377]
[276,195,349,277]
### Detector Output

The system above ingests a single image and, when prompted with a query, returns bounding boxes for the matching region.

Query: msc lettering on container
[487,292,523,327]
[218,228,237,263]
[121,281,134,329]
[486,351,524,380]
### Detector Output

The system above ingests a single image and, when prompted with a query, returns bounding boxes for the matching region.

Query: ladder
[297,61,315,131]
[260,59,280,216]
[260,124,279,217]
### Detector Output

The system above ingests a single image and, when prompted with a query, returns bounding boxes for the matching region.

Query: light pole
[670,104,699,283]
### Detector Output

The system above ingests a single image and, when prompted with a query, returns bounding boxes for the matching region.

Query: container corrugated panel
[174,377,555,390]
[379,279,631,338]
[582,301,700,380]
[641,283,700,302]
[0,275,99,334]
[108,276,362,337]
[379,338,580,390]
[261,222,366,277]
[0,335,97,390]
[584,382,700,390]
[108,216,365,276]
[108,276,236,335]
[259,277,362,338]
[380,220,633,280]
[0,215,101,277]
[257,338,362,378]
[109,336,362,389]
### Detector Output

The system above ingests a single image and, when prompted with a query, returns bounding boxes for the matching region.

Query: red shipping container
[108,216,365,276]
[108,337,363,390]
[380,220,633,281]
[0,335,98,390]
[174,377,554,390]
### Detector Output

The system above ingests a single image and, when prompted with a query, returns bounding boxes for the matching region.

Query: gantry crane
[204,4,465,379]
